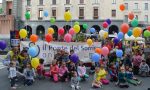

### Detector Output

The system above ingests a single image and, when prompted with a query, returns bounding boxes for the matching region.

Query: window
[112,0,116,4]
[134,3,138,10]
[27,0,31,6]
[39,0,43,5]
[144,15,148,22]
[65,7,70,12]
[94,0,99,4]
[124,15,128,22]
[66,0,70,4]
[79,7,84,19]
[93,7,98,19]
[52,0,56,5]
[38,9,43,20]
[135,15,138,20]
[52,8,56,19]
[80,0,84,4]
[145,3,148,10]
[9,9,12,15]
[125,3,128,10]
[112,10,116,17]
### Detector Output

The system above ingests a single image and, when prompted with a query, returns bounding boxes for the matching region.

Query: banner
[20,41,101,64]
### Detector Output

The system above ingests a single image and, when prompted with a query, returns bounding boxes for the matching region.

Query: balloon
[58,28,65,35]
[19,29,27,38]
[121,23,129,34]
[128,12,134,20]
[119,4,125,11]
[64,11,72,22]
[105,19,111,25]
[146,26,150,31]
[113,37,119,44]
[116,49,123,58]
[102,22,108,28]
[102,47,109,56]
[91,53,101,62]
[74,21,79,25]
[127,30,133,37]
[95,48,102,54]
[117,32,124,40]
[103,32,108,39]
[44,11,49,17]
[99,30,105,38]
[50,18,56,24]
[90,28,96,33]
[64,33,72,43]
[28,47,38,57]
[31,58,39,69]
[144,30,150,37]
[0,40,7,50]
[69,28,75,35]
[45,34,53,43]
[73,25,80,33]
[25,11,30,20]
[83,23,88,29]
[48,28,54,34]
[133,27,142,37]
[70,53,79,63]
[87,39,93,46]
[30,34,38,43]
[131,19,138,27]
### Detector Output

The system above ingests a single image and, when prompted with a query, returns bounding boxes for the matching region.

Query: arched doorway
[50,25,58,41]
[36,25,45,40]
[24,25,32,38]
[63,25,71,33]
[108,25,119,34]
[92,25,101,33]
[80,25,86,33]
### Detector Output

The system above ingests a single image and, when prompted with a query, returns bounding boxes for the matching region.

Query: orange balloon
[133,27,142,37]
[95,48,102,54]
[128,12,134,20]
[30,34,38,43]
[121,23,129,34]
[120,4,125,11]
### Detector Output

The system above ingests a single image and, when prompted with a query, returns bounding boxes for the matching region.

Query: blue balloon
[117,32,124,40]
[44,11,49,17]
[28,47,37,57]
[0,40,7,50]
[116,49,123,58]
[90,28,96,33]
[113,37,119,44]
[105,19,111,25]
[91,53,101,62]
[127,30,133,37]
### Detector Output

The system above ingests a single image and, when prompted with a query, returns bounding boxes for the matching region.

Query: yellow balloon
[103,32,108,39]
[133,27,142,37]
[73,25,80,33]
[31,58,39,69]
[19,29,27,38]
[87,39,93,46]
[48,28,54,34]
[64,11,72,22]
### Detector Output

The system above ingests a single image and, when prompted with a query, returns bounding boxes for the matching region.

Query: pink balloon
[69,28,75,35]
[102,47,109,56]
[64,33,72,43]
[102,22,108,28]
[58,28,64,35]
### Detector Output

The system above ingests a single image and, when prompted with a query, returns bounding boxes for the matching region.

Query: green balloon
[74,21,79,25]
[25,11,30,20]
[144,30,150,37]
[131,19,138,27]
[50,18,56,24]
[83,24,88,29]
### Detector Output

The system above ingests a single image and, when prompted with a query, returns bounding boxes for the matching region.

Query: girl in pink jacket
[59,62,69,82]
[50,60,59,82]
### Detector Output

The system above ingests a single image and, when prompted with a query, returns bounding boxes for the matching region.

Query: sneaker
[11,86,17,90]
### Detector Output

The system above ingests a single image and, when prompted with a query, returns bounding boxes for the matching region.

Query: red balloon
[128,12,134,20]
[147,26,150,31]
[121,23,129,34]
[64,33,72,43]
[119,4,125,11]
[58,28,64,35]
[102,22,108,28]
[45,34,53,43]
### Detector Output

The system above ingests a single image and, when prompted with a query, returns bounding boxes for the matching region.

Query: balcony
[79,16,84,19]
[132,9,141,13]
[38,17,43,20]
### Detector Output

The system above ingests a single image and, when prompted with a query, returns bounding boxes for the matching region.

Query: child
[59,62,69,82]
[77,61,89,81]
[50,60,59,82]
[37,58,45,79]
[68,61,77,79]
[92,67,103,88]
[23,63,36,86]
[71,71,81,90]
[139,60,150,77]
[108,63,118,82]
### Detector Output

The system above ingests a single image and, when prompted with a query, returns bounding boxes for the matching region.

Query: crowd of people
[3,40,150,90]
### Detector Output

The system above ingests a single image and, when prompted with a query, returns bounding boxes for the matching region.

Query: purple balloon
[113,37,119,44]
[105,19,111,25]
[70,53,79,63]
[0,40,7,50]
